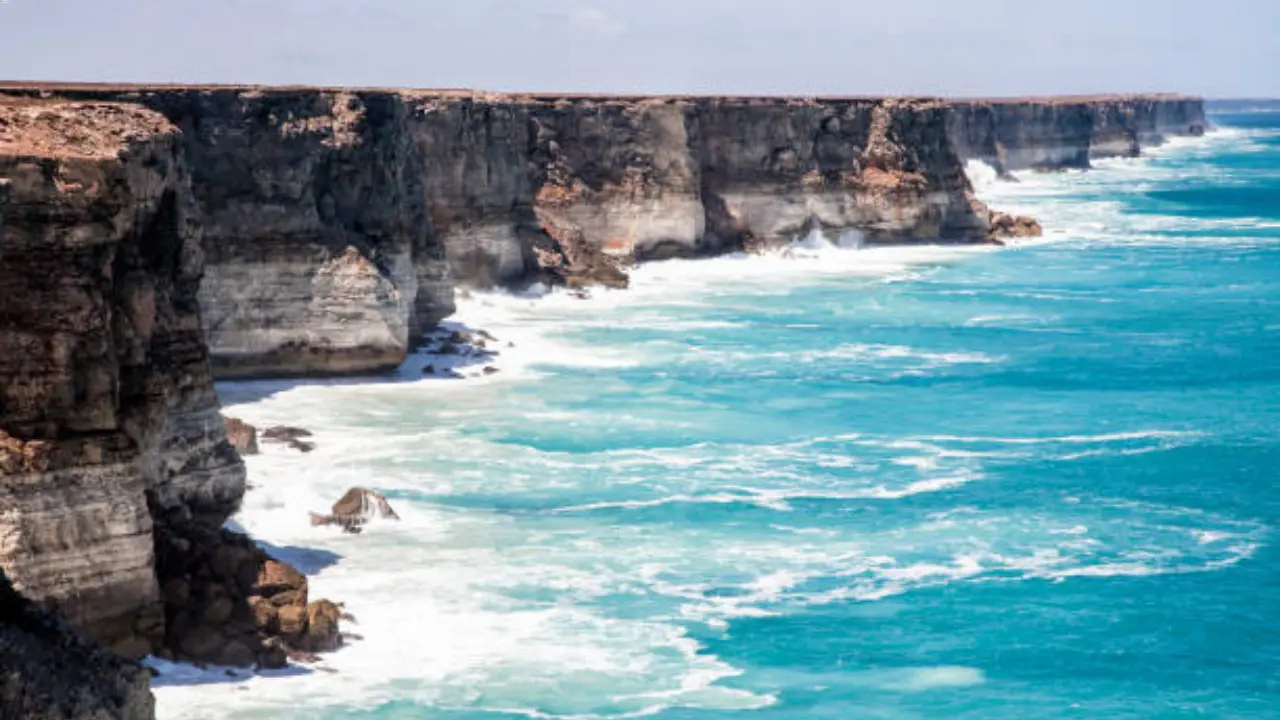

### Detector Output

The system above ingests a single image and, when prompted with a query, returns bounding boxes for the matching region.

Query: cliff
[102,89,446,379]
[945,94,1207,173]
[2,86,1017,376]
[0,99,341,716]
[0,99,239,657]
[1,87,1205,379]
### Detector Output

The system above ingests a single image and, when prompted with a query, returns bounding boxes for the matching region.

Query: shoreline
[145,116,1264,712]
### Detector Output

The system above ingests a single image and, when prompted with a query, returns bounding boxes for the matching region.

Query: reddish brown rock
[310,487,400,534]
[153,523,342,668]
[988,211,1044,239]
[303,600,344,652]
[277,605,308,639]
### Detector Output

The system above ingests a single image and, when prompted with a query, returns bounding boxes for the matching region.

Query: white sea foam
[917,430,1197,445]
[856,665,988,692]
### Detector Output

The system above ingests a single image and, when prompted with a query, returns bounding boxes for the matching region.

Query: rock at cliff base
[988,211,1044,239]
[303,600,344,652]
[310,487,401,534]
[222,416,260,455]
[153,522,341,669]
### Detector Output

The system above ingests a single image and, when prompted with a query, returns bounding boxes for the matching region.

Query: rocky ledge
[0,99,342,717]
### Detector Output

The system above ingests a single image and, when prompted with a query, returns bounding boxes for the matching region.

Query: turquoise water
[160,107,1280,718]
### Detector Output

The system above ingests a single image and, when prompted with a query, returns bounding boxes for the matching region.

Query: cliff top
[0,98,173,160]
[0,81,1203,106]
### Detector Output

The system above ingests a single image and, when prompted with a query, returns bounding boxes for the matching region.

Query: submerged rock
[262,426,314,442]
[262,426,317,453]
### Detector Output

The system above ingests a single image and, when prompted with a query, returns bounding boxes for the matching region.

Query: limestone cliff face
[119,89,448,378]
[3,86,1204,380]
[406,95,538,287]
[1,100,341,694]
[0,100,243,659]
[407,94,991,289]
[946,95,1208,173]
[690,97,988,248]
[25,88,990,376]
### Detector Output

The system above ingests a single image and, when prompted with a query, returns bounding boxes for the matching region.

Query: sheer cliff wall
[3,87,1204,379]
[945,95,1207,174]
[0,100,342,719]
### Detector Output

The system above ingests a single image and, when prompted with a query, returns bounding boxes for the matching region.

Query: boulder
[303,600,344,652]
[310,487,400,534]
[218,640,257,668]
[258,638,289,670]
[254,560,308,606]
[277,605,308,639]
[988,211,1043,239]
[248,596,277,632]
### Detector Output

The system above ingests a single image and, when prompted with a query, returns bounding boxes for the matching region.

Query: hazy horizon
[1,0,1276,98]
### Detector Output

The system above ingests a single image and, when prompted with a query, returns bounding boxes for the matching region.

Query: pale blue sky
[0,0,1275,96]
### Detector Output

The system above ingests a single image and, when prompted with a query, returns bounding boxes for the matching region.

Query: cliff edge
[0,85,1067,377]
[1,86,1205,379]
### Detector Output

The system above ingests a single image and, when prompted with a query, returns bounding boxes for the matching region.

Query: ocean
[152,105,1280,719]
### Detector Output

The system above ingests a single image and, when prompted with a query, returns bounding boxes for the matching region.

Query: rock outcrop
[945,94,1207,174]
[0,98,340,690]
[155,524,343,667]
[309,487,400,534]
[988,211,1044,239]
